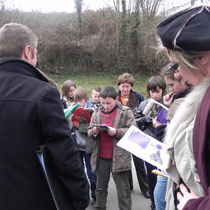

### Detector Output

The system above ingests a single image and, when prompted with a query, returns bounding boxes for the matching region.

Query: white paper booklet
[117,125,169,171]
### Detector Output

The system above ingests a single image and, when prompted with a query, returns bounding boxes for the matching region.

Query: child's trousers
[154,175,167,210]
[94,158,131,210]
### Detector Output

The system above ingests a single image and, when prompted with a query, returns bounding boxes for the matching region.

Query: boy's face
[91,90,100,104]
[149,86,163,102]
[100,97,117,112]
[164,76,188,94]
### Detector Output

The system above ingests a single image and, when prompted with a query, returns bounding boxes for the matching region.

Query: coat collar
[0,57,49,83]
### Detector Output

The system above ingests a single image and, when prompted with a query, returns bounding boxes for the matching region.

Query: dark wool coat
[0,57,89,210]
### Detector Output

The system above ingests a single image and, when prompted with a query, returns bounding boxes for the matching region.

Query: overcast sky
[5,0,205,13]
[6,0,108,13]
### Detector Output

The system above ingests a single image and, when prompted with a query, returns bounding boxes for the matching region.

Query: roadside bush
[0,8,168,75]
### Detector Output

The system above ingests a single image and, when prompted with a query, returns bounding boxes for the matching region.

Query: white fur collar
[165,77,210,144]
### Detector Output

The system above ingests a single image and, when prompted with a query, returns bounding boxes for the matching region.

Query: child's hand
[164,92,175,107]
[93,127,100,136]
[153,117,162,128]
[73,122,79,129]
[107,127,116,136]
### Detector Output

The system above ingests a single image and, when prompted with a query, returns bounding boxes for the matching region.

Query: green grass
[48,72,152,99]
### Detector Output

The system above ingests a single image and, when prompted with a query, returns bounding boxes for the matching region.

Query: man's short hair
[0,23,37,58]
[100,86,117,99]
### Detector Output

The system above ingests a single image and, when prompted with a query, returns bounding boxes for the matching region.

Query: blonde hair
[74,87,88,102]
[166,48,208,76]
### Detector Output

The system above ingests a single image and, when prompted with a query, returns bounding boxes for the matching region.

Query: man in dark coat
[0,23,89,210]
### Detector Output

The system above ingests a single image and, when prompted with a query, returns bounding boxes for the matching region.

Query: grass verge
[48,72,153,98]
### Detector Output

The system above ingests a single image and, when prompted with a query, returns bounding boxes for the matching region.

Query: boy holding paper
[88,86,136,210]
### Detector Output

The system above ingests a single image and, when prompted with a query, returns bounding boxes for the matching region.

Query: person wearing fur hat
[156,4,210,210]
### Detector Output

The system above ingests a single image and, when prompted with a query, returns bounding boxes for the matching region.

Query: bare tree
[130,0,140,50]
[112,0,120,12]
[190,0,210,7]
[121,0,127,43]
[74,0,83,39]
[139,0,162,23]
[0,0,6,11]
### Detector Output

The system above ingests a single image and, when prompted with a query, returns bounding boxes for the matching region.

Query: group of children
[61,82,101,206]
[59,68,191,210]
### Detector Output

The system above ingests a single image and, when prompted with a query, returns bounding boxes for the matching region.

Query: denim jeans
[154,175,167,210]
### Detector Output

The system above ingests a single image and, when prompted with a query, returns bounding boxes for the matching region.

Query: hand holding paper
[153,117,162,128]
[93,127,100,136]
[107,127,116,136]
[91,124,116,136]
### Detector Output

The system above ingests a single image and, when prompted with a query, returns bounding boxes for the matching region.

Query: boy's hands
[92,126,116,136]
[93,127,101,136]
[107,127,116,136]
[152,117,162,128]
